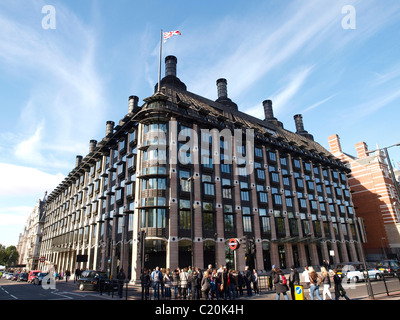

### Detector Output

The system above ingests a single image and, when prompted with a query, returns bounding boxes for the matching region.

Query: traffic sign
[228,238,240,251]
[39,257,46,263]
[294,285,304,300]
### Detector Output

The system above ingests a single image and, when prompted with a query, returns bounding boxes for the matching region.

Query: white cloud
[0,163,64,197]
[0,206,32,227]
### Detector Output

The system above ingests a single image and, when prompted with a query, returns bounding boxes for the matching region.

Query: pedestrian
[180,267,189,299]
[237,271,244,297]
[140,268,151,300]
[163,268,172,299]
[151,267,162,299]
[74,268,81,283]
[65,270,70,282]
[201,270,211,299]
[321,266,333,300]
[228,269,237,300]
[211,269,219,299]
[333,269,350,300]
[117,268,126,298]
[244,266,253,296]
[190,271,200,300]
[172,269,180,299]
[302,266,310,289]
[308,266,322,300]
[273,266,290,300]
[289,265,300,300]
[252,269,259,295]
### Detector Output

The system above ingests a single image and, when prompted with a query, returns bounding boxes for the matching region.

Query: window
[241,191,250,201]
[203,175,215,196]
[179,170,191,192]
[203,202,214,231]
[142,178,166,190]
[222,179,232,199]
[224,204,234,232]
[141,208,166,228]
[259,192,268,204]
[259,208,271,233]
[257,169,265,180]
[255,147,263,158]
[275,217,285,236]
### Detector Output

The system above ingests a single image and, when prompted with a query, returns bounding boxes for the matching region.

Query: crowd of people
[140,265,260,300]
[140,263,351,301]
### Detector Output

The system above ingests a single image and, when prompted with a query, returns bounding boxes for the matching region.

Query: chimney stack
[216,78,228,99]
[89,140,97,154]
[128,95,139,113]
[75,155,83,167]
[263,100,276,121]
[355,141,368,158]
[293,114,313,141]
[106,121,115,136]
[165,55,177,77]
[328,134,342,155]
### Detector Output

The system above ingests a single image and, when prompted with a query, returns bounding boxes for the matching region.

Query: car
[11,272,20,281]
[33,272,49,285]
[77,270,116,291]
[375,260,400,277]
[5,272,13,280]
[28,270,41,283]
[342,263,383,283]
[17,272,29,282]
[2,272,10,278]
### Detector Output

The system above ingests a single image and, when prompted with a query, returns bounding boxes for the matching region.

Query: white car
[5,273,13,280]
[344,268,383,283]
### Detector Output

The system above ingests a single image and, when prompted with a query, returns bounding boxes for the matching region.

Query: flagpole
[157,29,163,93]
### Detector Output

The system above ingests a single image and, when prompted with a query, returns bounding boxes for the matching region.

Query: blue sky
[1,0,400,247]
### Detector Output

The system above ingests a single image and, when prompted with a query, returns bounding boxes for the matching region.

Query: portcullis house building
[39,56,362,281]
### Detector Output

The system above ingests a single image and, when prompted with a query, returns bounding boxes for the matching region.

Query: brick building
[328,134,400,260]
[38,56,361,281]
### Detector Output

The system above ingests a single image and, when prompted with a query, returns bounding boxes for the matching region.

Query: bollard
[294,285,305,300]
[382,275,390,296]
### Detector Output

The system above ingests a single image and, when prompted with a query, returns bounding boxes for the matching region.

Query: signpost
[39,257,46,263]
[228,238,240,271]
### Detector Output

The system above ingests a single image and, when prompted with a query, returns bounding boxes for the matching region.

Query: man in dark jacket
[244,266,253,296]
[288,265,300,300]
[117,268,126,298]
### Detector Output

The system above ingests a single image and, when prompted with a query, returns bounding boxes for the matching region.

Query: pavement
[53,278,400,301]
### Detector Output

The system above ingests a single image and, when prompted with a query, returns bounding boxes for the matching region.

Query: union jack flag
[163,30,181,43]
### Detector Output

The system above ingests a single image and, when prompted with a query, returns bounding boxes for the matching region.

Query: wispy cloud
[0,0,106,169]
[302,94,338,113]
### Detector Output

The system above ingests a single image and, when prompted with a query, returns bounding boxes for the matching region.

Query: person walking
[163,268,172,299]
[321,266,333,300]
[333,269,350,300]
[179,267,189,299]
[228,269,238,300]
[273,266,290,300]
[244,266,253,297]
[141,268,151,300]
[308,266,322,300]
[252,269,260,295]
[201,270,211,299]
[151,267,162,299]
[65,270,70,282]
[117,268,126,298]
[190,270,200,300]
[288,265,300,300]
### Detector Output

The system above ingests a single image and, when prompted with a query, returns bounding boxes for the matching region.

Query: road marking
[0,286,18,299]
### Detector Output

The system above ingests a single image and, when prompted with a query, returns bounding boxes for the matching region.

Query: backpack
[279,274,287,285]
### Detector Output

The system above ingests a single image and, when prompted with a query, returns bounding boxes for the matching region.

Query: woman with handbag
[333,269,350,300]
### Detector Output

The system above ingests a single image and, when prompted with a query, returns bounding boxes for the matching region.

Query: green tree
[0,245,19,267]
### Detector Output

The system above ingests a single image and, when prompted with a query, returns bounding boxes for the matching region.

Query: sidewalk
[54,279,400,301]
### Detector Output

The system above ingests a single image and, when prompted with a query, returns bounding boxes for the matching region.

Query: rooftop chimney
[216,78,228,99]
[128,95,139,113]
[89,140,97,154]
[75,155,83,167]
[294,114,314,141]
[154,55,186,92]
[263,100,276,121]
[355,141,368,158]
[328,134,342,155]
[262,100,283,128]
[215,78,238,110]
[165,55,177,77]
[106,121,115,136]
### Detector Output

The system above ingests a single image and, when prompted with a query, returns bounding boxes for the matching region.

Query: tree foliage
[0,244,19,266]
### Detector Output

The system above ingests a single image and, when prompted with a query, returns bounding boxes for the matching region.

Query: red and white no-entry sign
[228,238,240,251]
